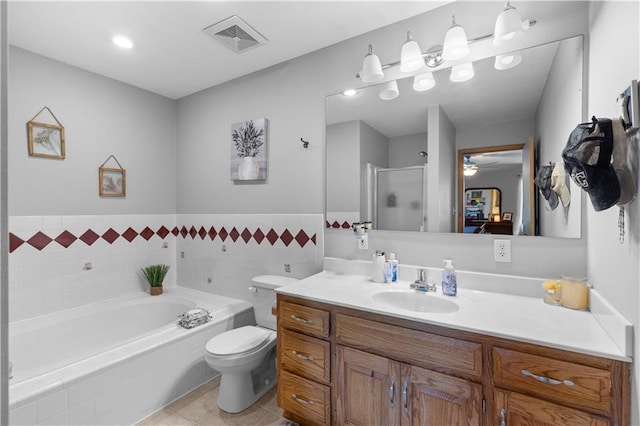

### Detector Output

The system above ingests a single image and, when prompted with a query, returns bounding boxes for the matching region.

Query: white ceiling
[7,1,449,100]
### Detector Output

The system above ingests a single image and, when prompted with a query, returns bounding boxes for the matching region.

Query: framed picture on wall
[99,155,127,197]
[230,118,268,181]
[27,120,65,159]
[99,167,126,197]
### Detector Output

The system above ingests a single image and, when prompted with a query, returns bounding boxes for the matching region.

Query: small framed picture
[502,212,513,221]
[99,167,126,197]
[28,121,65,159]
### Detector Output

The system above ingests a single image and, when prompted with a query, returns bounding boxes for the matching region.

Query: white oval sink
[372,290,459,314]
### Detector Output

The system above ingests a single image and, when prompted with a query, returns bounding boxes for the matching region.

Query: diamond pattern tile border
[9,223,317,253]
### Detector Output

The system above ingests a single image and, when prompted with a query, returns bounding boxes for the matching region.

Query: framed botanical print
[27,107,65,159]
[99,155,126,197]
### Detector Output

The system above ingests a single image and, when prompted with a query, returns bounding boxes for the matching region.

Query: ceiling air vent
[203,15,268,53]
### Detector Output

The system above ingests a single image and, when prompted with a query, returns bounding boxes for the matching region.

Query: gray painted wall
[388,133,427,168]
[587,2,639,423]
[8,47,177,216]
[326,121,359,213]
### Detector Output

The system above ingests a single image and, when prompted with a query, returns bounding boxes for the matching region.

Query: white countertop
[276,270,632,362]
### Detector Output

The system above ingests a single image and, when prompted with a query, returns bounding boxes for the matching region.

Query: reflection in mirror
[366,164,427,232]
[464,188,501,222]
[326,34,583,238]
[458,144,529,235]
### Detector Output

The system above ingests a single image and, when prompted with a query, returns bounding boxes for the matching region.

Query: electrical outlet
[494,239,511,262]
[357,234,368,250]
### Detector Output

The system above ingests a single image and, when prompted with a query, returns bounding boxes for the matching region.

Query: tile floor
[137,377,292,426]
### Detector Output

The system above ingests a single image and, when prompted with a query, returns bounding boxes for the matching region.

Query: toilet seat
[206,326,274,357]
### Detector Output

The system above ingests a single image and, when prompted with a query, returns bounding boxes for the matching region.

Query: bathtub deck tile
[8,401,36,426]
[35,388,67,423]
[67,376,96,407]
[67,398,95,426]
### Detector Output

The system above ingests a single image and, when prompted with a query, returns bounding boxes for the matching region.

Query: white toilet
[204,275,299,413]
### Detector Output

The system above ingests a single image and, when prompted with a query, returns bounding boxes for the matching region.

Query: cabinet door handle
[292,394,316,405]
[389,376,396,408]
[292,350,315,361]
[500,408,507,426]
[402,379,409,414]
[521,369,575,387]
[290,314,315,325]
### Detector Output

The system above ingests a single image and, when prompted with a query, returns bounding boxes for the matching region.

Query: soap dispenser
[441,259,457,296]
[372,251,386,283]
[385,252,399,283]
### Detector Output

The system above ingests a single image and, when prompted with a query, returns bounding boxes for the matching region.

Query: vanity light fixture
[413,72,435,91]
[494,1,527,45]
[450,62,474,82]
[361,44,384,83]
[494,52,522,70]
[354,8,536,91]
[112,35,134,49]
[379,80,399,100]
[442,15,469,61]
[400,31,425,73]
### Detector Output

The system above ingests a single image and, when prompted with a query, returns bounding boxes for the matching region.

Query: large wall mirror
[326,32,584,239]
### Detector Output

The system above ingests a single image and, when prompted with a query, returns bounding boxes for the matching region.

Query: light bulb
[493,1,525,46]
[361,44,384,83]
[442,15,469,61]
[400,31,425,73]
[379,80,399,100]
[413,72,435,91]
[450,62,474,82]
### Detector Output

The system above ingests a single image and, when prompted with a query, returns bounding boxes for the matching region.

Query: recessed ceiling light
[342,89,358,97]
[112,36,134,49]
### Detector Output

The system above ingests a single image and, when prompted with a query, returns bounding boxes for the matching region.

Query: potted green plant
[140,264,170,295]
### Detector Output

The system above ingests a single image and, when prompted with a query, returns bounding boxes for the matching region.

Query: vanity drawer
[279,370,330,426]
[280,330,330,384]
[493,347,612,413]
[335,314,482,379]
[279,302,330,338]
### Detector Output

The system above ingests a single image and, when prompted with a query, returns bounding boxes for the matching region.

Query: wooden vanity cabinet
[277,301,331,426]
[276,294,630,426]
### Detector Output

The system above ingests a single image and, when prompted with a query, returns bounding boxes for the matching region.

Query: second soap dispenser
[441,259,457,296]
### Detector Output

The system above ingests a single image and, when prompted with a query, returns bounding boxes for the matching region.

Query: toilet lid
[206,326,273,356]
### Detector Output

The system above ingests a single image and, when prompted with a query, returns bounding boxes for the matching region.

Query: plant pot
[238,156,259,180]
[149,285,163,296]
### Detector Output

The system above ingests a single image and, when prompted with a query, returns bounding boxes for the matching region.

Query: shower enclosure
[365,163,427,232]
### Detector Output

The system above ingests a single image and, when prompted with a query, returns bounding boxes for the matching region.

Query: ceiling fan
[463,154,499,176]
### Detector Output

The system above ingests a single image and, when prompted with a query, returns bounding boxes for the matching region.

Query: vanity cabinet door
[401,364,483,426]
[494,389,609,426]
[336,346,401,426]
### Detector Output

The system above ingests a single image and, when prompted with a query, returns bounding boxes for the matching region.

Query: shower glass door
[373,165,427,232]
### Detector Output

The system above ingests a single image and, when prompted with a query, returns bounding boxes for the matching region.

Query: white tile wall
[9,214,176,321]
[177,214,324,302]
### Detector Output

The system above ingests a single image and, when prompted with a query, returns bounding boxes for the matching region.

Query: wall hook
[300,138,310,149]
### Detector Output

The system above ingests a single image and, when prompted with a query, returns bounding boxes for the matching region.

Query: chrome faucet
[410,268,436,292]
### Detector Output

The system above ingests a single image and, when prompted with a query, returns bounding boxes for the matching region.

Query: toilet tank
[250,275,299,330]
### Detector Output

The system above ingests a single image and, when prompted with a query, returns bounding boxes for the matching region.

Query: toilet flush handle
[248,286,257,293]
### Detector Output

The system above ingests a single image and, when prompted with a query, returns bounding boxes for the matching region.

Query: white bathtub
[9,287,253,425]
